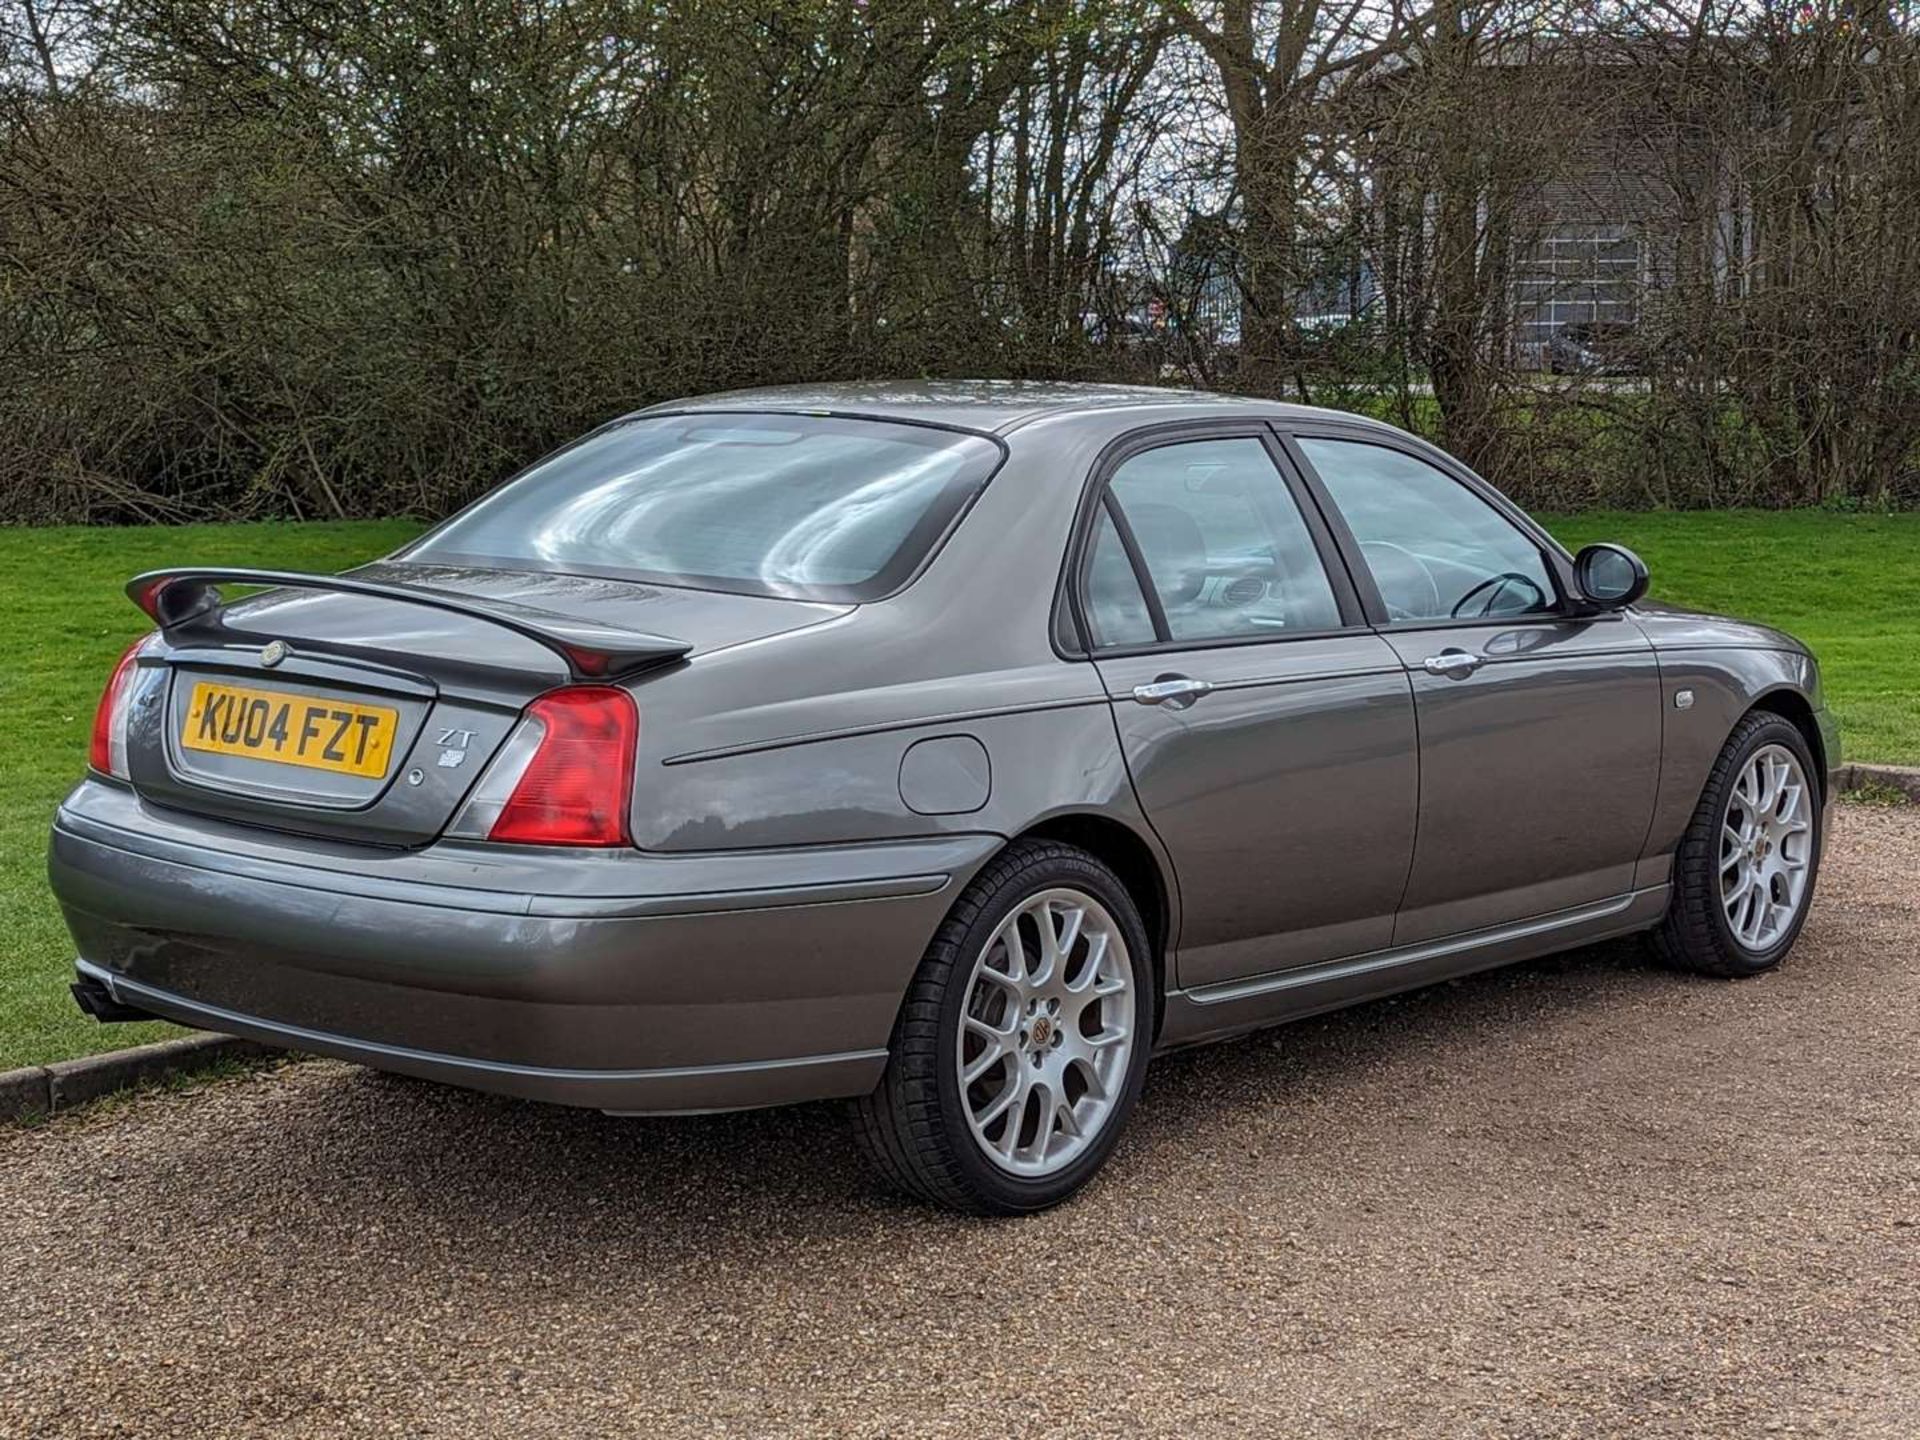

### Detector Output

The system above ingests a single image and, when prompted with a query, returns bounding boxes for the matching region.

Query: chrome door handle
[1132,677,1213,707]
[1422,649,1484,677]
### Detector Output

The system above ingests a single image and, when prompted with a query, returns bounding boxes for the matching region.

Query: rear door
[1075,426,1418,988]
[1284,428,1661,945]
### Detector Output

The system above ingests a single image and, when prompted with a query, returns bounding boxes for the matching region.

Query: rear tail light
[88,636,151,779]
[448,686,637,847]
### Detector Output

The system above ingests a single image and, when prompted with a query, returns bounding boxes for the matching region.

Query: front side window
[1091,438,1342,645]
[403,413,1002,602]
[1297,438,1556,622]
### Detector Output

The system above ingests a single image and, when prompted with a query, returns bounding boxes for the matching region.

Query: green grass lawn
[1,510,1913,1071]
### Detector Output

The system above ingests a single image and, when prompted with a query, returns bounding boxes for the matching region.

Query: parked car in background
[1547,320,1643,375]
[1084,308,1160,348]
[54,382,1837,1214]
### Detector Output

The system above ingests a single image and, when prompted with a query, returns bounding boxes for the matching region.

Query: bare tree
[0,0,1913,521]
[1164,0,1422,397]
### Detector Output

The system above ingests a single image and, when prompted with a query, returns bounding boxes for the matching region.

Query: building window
[1512,225,1641,357]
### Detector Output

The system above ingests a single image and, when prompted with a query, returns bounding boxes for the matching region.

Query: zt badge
[436,727,475,768]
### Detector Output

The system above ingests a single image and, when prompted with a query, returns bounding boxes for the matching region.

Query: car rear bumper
[68,957,891,1113]
[50,780,998,1113]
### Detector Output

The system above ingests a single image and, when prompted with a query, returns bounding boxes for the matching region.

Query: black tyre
[851,839,1156,1215]
[1652,711,1823,978]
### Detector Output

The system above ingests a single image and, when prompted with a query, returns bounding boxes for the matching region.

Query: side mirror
[1572,543,1649,610]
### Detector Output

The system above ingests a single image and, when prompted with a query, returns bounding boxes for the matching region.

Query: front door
[1288,431,1662,945]
[1077,430,1419,988]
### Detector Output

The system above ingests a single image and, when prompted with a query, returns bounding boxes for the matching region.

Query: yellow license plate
[181,681,400,779]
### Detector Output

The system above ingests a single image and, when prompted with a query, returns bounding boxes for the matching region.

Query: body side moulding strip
[1184,888,1650,1008]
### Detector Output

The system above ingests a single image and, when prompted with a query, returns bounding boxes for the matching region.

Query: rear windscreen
[402,413,1004,602]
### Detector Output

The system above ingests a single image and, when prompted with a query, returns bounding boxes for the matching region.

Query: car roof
[638,380,1360,438]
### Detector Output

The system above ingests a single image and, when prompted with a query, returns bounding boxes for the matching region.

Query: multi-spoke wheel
[1655,712,1824,977]
[851,840,1154,1214]
[956,889,1136,1177]
[1718,744,1815,952]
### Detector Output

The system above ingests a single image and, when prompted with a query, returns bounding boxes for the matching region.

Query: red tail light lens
[88,637,148,778]
[485,687,637,847]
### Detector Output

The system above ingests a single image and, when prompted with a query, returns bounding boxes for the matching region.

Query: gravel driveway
[5,804,1918,1439]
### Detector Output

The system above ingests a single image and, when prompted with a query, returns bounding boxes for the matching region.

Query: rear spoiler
[127,568,692,681]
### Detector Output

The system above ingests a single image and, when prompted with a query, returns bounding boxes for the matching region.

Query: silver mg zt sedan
[53,383,1837,1213]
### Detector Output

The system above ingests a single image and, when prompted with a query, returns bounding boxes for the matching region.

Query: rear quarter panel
[637,695,1137,852]
[616,411,1168,872]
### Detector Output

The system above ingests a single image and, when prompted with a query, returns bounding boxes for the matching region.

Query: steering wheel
[1360,541,1441,622]
[1451,571,1549,619]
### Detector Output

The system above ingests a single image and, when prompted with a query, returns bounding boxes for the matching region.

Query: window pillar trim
[1100,490,1173,645]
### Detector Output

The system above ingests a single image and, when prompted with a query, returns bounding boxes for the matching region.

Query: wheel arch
[1012,812,1175,1029]
[1747,686,1828,799]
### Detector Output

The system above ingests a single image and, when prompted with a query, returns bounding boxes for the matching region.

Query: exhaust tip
[70,974,157,1024]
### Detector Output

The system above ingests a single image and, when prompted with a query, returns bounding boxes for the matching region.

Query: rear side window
[1084,506,1157,647]
[404,414,1003,602]
[1087,438,1343,645]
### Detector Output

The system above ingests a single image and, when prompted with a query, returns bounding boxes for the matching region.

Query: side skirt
[1155,886,1670,1051]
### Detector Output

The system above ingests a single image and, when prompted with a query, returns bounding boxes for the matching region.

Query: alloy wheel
[1720,743,1815,952]
[955,888,1136,1177]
